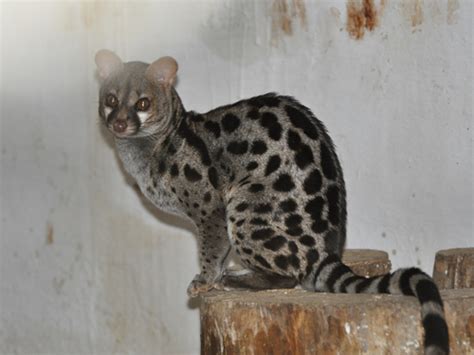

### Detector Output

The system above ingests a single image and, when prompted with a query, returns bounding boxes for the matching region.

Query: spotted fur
[97,59,449,355]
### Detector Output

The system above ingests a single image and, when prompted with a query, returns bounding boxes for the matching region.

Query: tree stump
[342,249,391,277]
[433,248,474,289]
[200,288,474,355]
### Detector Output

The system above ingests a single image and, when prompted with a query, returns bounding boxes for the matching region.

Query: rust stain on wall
[46,223,54,245]
[346,0,379,40]
[271,0,307,46]
[401,0,424,27]
[447,0,460,25]
[411,0,424,26]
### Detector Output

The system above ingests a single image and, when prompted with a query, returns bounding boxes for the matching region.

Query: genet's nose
[113,119,128,133]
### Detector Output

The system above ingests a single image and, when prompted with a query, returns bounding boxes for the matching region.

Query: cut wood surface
[341,249,391,277]
[433,248,474,289]
[200,288,474,355]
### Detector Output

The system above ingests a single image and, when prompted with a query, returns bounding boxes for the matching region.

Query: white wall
[1,1,472,354]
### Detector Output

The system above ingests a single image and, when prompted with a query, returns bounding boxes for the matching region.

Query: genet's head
[95,49,178,138]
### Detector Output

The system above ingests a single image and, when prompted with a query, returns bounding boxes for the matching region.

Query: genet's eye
[135,98,151,111]
[105,94,118,108]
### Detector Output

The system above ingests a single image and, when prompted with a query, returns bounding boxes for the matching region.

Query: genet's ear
[145,56,178,86]
[95,49,123,80]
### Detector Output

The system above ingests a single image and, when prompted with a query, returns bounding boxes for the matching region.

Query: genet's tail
[304,254,449,355]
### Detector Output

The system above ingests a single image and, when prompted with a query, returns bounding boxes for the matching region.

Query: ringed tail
[305,254,449,355]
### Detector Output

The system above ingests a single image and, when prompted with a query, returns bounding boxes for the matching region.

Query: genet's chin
[108,126,138,138]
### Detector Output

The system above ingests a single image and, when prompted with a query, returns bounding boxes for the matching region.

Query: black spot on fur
[249,184,265,193]
[236,232,245,240]
[320,142,337,179]
[285,214,302,228]
[167,144,177,155]
[227,140,248,155]
[263,236,287,251]
[279,199,297,213]
[250,140,267,155]
[254,203,272,214]
[287,130,302,151]
[235,202,249,212]
[204,192,212,203]
[286,227,303,236]
[190,113,204,122]
[178,119,211,166]
[304,169,322,195]
[247,109,260,120]
[265,155,281,176]
[254,255,272,269]
[184,165,202,182]
[204,121,221,138]
[260,112,282,141]
[295,143,314,169]
[305,249,320,274]
[326,185,340,225]
[242,248,253,255]
[274,255,289,270]
[288,254,300,269]
[250,218,268,226]
[222,113,241,133]
[273,174,295,192]
[251,228,275,240]
[170,164,179,177]
[158,160,167,174]
[235,219,245,227]
[323,229,340,254]
[311,220,328,233]
[299,235,315,247]
[285,105,319,140]
[208,167,219,189]
[248,94,280,108]
[288,241,298,254]
[305,197,325,220]
[246,161,259,171]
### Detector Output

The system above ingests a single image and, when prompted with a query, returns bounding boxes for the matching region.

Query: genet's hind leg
[221,269,298,290]
[225,181,327,285]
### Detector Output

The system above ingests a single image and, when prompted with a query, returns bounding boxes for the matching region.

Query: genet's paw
[187,274,222,297]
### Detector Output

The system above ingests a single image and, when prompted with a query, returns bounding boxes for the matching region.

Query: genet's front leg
[187,213,231,297]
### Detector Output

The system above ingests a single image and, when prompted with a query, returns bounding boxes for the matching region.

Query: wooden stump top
[433,248,474,289]
[342,249,391,277]
[201,288,474,355]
